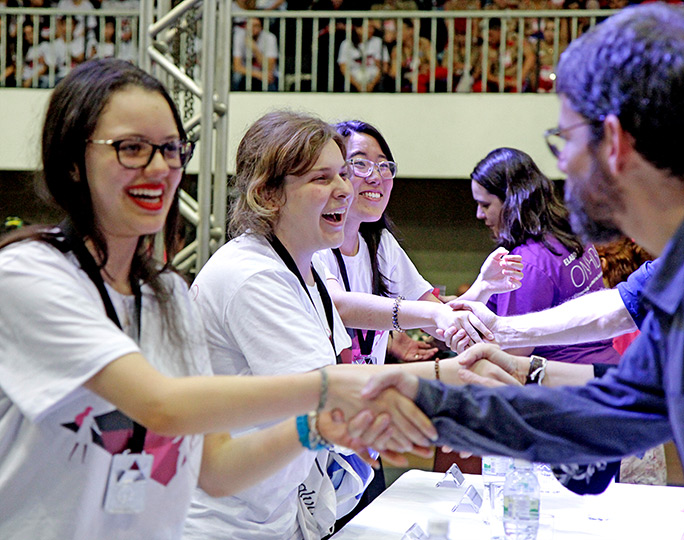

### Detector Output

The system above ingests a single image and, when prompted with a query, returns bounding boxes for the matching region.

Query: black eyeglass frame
[86,138,195,170]
[348,157,398,180]
[543,117,605,159]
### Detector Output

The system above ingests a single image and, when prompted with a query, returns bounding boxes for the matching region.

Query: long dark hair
[471,147,584,257]
[0,58,188,343]
[336,120,398,297]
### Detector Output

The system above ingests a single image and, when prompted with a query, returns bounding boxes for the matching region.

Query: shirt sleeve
[381,232,433,300]
[264,32,278,59]
[413,312,671,465]
[0,243,139,421]
[616,259,658,329]
[232,28,245,59]
[224,268,343,375]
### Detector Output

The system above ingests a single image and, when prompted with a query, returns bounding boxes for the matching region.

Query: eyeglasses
[87,138,195,170]
[348,158,398,180]
[543,117,604,158]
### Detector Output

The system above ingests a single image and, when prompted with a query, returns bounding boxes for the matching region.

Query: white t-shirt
[0,240,211,540]
[232,26,278,68]
[184,233,351,540]
[337,36,388,85]
[315,229,433,365]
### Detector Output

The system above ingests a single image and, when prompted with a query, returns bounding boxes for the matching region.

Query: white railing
[226,9,617,93]
[1,7,617,93]
[0,7,138,88]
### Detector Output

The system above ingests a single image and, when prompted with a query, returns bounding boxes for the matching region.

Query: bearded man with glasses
[362,3,684,493]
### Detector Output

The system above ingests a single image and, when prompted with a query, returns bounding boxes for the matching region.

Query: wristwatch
[525,355,548,385]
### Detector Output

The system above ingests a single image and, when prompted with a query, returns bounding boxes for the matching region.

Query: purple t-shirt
[487,236,620,365]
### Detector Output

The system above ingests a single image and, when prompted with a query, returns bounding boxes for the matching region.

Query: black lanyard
[266,234,339,361]
[52,220,146,453]
[332,248,376,356]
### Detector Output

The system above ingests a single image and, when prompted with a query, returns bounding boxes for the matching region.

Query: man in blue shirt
[364,3,684,491]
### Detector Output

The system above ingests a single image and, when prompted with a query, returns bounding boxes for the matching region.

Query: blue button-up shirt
[415,222,684,469]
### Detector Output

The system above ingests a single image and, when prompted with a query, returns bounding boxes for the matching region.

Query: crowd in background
[0,0,660,90]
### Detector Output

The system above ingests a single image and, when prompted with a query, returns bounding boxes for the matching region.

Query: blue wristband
[296,414,311,449]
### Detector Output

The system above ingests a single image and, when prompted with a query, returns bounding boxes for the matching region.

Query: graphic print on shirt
[563,245,602,295]
[62,407,191,485]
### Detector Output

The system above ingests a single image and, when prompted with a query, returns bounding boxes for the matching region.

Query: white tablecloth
[332,469,684,539]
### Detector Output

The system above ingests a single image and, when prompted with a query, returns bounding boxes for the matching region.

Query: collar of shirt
[643,217,684,317]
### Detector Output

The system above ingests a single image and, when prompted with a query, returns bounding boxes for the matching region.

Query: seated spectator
[57,0,97,39]
[471,17,535,92]
[311,0,362,91]
[20,21,46,88]
[87,17,135,63]
[337,19,389,92]
[389,19,447,92]
[40,16,85,87]
[23,0,53,39]
[532,18,563,92]
[232,17,278,91]
[438,29,471,91]
[99,0,139,54]
[559,0,592,44]
[0,16,18,86]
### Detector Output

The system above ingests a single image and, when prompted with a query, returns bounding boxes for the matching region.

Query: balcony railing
[0,7,616,92]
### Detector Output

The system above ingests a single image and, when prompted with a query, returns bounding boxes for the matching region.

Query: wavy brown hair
[228,110,346,238]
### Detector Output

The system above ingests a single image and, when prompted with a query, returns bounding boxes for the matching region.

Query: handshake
[317,342,525,467]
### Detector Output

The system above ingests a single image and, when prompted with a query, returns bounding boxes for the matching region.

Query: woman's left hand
[388,331,439,362]
[477,247,523,294]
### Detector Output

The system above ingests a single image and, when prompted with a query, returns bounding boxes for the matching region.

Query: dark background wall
[1,171,554,294]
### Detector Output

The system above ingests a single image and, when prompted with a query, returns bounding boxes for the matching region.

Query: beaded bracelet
[295,411,333,450]
[392,295,406,333]
[434,357,441,381]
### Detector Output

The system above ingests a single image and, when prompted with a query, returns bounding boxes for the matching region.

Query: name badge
[103,451,154,514]
[353,354,377,365]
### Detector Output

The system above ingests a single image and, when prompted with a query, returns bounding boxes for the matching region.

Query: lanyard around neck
[55,219,146,452]
[332,248,376,356]
[266,234,339,360]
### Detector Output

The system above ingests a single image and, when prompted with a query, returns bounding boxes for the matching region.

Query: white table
[332,469,684,539]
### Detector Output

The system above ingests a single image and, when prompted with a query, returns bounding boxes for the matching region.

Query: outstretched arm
[199,410,393,498]
[84,354,438,450]
[448,288,636,349]
[327,279,494,346]
[361,337,671,464]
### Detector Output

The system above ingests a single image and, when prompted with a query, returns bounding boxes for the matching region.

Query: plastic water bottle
[503,459,540,540]
[482,455,513,487]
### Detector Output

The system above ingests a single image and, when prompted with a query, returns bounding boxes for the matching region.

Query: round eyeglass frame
[348,158,398,180]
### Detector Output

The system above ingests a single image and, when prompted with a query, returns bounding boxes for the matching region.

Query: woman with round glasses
[316,120,523,366]
[469,147,619,366]
[0,59,440,539]
[314,121,524,521]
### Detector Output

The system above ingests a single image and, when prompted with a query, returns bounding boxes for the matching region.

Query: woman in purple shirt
[470,147,619,365]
